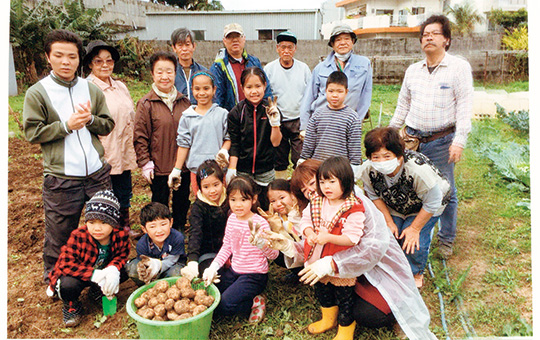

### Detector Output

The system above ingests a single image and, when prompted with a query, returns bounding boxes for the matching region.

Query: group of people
[22,12,472,340]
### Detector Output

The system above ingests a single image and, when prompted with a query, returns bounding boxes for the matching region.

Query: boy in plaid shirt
[46,190,130,327]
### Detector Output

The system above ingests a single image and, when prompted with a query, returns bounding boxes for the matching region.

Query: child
[180,160,229,281]
[46,190,130,327]
[202,176,279,323]
[299,157,366,340]
[299,71,362,175]
[225,67,282,211]
[126,202,186,285]
[168,71,230,194]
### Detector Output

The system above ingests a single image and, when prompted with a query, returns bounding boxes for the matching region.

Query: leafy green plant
[113,36,156,81]
[502,317,532,336]
[487,8,527,30]
[495,103,528,133]
[502,26,528,51]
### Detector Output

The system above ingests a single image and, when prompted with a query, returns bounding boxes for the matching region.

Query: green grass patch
[474,80,529,92]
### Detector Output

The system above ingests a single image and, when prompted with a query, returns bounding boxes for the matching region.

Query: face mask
[334,50,352,62]
[371,158,399,175]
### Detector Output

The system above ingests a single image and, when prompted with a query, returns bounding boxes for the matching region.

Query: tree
[159,0,223,10]
[446,0,484,36]
[487,8,527,31]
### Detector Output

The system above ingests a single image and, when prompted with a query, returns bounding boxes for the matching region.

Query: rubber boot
[308,306,338,334]
[332,321,356,340]
[275,170,289,180]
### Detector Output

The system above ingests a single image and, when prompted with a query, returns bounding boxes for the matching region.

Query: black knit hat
[85,190,121,228]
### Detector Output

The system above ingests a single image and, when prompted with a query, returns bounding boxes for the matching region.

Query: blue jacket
[210,48,272,111]
[174,60,208,105]
[299,51,372,130]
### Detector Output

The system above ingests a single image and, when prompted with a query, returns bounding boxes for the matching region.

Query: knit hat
[85,190,121,228]
[276,31,297,45]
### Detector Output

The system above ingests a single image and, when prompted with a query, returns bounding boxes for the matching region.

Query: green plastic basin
[126,277,221,340]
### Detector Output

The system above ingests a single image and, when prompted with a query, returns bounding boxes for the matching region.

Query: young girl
[299,156,366,340]
[180,160,229,281]
[202,176,279,323]
[226,67,282,211]
[168,71,230,194]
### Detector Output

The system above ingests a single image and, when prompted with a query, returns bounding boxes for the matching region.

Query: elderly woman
[262,159,437,340]
[299,24,372,136]
[83,40,137,231]
[133,51,191,232]
[359,127,451,288]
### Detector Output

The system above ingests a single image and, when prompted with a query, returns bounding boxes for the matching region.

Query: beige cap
[224,23,244,38]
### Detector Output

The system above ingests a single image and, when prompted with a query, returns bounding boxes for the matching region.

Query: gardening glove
[142,161,155,184]
[202,262,221,287]
[299,256,335,286]
[296,158,306,167]
[257,206,283,234]
[299,130,306,141]
[248,219,267,250]
[261,230,296,258]
[225,168,236,185]
[46,285,55,298]
[91,269,107,288]
[181,261,199,281]
[101,266,120,297]
[351,163,362,182]
[264,96,281,127]
[168,167,182,190]
[215,149,230,169]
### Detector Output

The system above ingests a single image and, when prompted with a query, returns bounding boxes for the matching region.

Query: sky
[220,0,323,10]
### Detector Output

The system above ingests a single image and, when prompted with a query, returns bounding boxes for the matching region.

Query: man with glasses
[210,23,272,111]
[264,31,311,178]
[389,15,473,259]
[171,27,207,105]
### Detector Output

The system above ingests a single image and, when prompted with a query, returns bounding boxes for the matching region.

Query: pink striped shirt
[213,214,279,274]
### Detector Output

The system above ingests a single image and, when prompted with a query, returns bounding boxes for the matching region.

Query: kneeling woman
[359,127,451,288]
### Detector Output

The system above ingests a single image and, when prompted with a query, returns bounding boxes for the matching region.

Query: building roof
[335,0,360,8]
[147,9,320,15]
[354,26,420,35]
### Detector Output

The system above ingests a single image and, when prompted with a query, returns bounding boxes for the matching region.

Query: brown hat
[83,40,120,67]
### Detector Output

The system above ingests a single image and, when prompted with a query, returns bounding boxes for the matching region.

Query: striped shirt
[213,214,278,274]
[389,53,474,147]
[300,105,362,165]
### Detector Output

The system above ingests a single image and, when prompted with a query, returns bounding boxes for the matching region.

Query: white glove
[46,285,55,297]
[265,96,281,127]
[146,258,162,280]
[168,167,182,190]
[91,269,106,284]
[298,256,335,286]
[261,230,296,257]
[215,149,230,169]
[296,158,306,167]
[202,262,221,287]
[299,130,306,141]
[351,163,362,182]
[225,168,236,185]
[180,261,199,281]
[142,161,155,184]
[101,266,120,297]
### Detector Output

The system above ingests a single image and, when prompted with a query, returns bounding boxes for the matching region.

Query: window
[257,29,287,41]
[376,9,393,15]
[412,7,425,15]
[193,30,205,41]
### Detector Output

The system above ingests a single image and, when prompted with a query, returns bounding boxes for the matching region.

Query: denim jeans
[392,214,439,275]
[419,133,458,245]
[215,268,268,317]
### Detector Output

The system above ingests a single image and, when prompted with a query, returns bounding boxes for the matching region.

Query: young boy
[46,190,130,327]
[298,71,363,174]
[126,202,186,285]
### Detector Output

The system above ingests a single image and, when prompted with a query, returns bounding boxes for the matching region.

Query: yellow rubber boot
[332,321,356,340]
[308,306,338,334]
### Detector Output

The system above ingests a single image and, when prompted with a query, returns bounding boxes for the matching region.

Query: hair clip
[199,168,210,179]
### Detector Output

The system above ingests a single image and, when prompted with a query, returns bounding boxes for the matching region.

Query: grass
[474,80,529,92]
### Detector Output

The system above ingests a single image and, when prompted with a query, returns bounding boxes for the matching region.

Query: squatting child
[126,202,186,285]
[46,190,130,327]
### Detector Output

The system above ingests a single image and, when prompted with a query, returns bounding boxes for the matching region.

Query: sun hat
[223,23,244,38]
[328,24,357,47]
[83,40,120,67]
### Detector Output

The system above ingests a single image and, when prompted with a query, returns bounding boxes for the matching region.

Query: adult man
[171,27,207,105]
[389,15,473,258]
[23,29,115,283]
[264,31,311,178]
[210,23,272,111]
[300,24,372,136]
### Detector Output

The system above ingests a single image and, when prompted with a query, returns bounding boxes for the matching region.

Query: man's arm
[389,69,412,128]
[299,65,320,131]
[356,59,373,121]
[452,61,474,148]
[210,62,226,108]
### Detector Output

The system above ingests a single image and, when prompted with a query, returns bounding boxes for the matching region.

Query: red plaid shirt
[48,225,130,287]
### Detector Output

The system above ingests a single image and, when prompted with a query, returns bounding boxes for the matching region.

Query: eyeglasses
[92,59,114,66]
[422,31,444,38]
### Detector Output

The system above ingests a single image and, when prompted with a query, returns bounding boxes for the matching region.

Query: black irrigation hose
[427,260,452,340]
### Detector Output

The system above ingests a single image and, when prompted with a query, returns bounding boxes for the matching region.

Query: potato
[177,312,193,320]
[153,315,166,321]
[140,291,152,301]
[176,277,191,289]
[195,289,207,297]
[192,305,207,316]
[134,296,148,308]
[174,299,190,314]
[147,297,159,309]
[164,298,175,311]
[154,280,170,293]
[156,292,168,304]
[138,308,155,320]
[201,295,215,307]
[188,301,198,311]
[181,287,196,299]
[154,303,166,317]
[166,287,181,300]
[167,310,180,321]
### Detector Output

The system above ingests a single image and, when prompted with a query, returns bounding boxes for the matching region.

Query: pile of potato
[134,277,215,321]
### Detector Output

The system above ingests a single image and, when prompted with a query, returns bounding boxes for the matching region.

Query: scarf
[152,83,178,112]
[310,192,362,232]
[196,187,227,207]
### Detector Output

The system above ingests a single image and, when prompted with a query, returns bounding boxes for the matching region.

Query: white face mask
[371,157,399,175]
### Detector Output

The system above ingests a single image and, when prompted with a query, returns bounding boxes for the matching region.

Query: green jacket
[23,73,115,178]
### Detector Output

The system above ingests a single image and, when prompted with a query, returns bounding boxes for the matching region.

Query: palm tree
[446,0,484,36]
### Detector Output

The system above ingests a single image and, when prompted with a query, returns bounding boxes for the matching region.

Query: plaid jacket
[48,225,130,287]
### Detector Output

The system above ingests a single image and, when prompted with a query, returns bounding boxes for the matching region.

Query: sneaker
[249,295,266,324]
[62,300,83,327]
[88,284,104,303]
[438,241,453,259]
